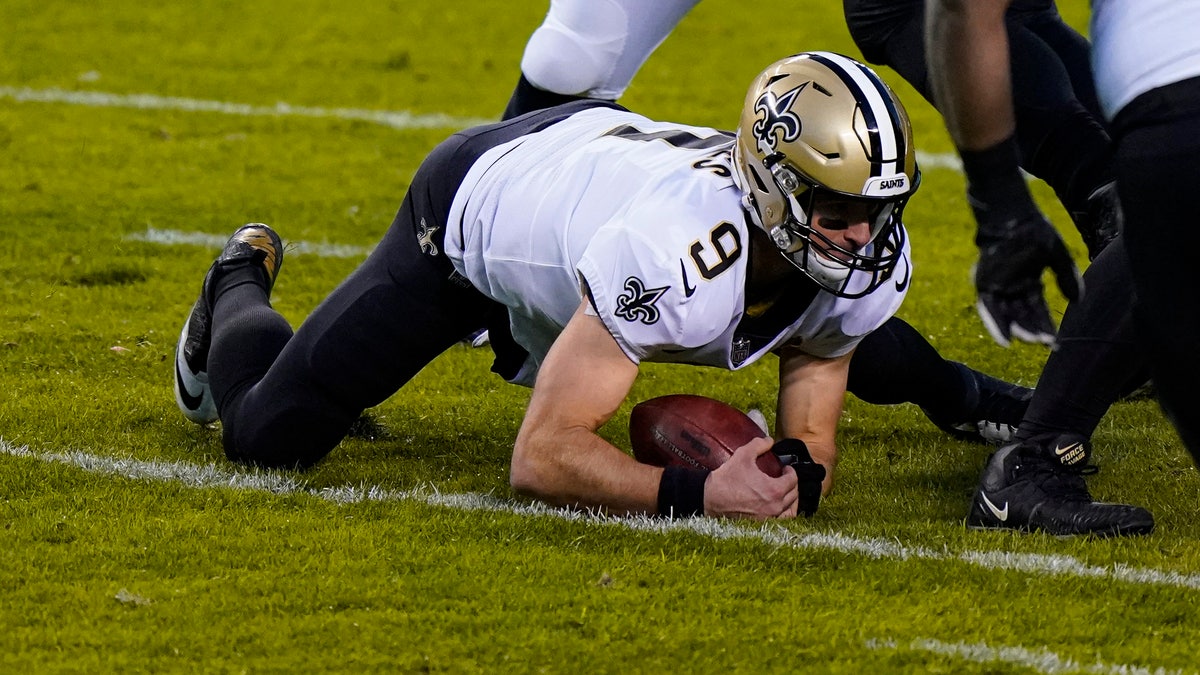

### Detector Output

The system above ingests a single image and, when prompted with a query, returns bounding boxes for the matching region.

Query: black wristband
[771,438,825,517]
[656,466,710,518]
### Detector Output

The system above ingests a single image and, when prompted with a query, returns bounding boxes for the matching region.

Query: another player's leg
[502,0,699,120]
[968,240,1154,536]
[847,316,1032,445]
[1005,21,1119,259]
[1113,81,1200,462]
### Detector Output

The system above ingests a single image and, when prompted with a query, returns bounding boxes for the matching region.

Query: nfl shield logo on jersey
[731,336,751,366]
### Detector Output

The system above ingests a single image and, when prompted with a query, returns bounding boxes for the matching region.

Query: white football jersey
[444,106,910,386]
[1091,0,1200,119]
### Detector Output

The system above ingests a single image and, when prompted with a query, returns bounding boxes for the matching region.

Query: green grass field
[3,1,1198,672]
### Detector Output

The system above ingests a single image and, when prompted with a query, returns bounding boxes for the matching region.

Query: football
[629,394,784,477]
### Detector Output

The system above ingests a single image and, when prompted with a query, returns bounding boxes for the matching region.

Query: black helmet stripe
[802,51,906,179]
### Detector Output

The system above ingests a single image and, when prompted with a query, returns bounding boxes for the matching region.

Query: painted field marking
[125,227,373,259]
[0,85,963,171]
[0,85,494,131]
[4,438,1199,592]
[866,637,1191,675]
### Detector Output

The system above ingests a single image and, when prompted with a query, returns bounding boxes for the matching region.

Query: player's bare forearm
[925,0,1016,151]
[511,302,658,515]
[775,346,851,495]
[514,417,662,515]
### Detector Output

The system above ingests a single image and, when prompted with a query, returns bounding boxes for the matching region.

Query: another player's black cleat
[1070,181,1122,261]
[967,440,1154,537]
[174,223,284,424]
[922,362,1034,445]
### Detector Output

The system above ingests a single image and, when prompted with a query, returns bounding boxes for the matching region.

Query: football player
[1089,2,1200,466]
[177,53,953,519]
[926,0,1160,537]
[502,0,1037,450]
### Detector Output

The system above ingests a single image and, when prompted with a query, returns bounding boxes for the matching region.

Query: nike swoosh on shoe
[174,353,217,424]
[175,360,207,412]
[980,493,1009,522]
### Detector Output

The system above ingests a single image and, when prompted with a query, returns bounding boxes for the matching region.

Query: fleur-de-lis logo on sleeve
[614,276,669,325]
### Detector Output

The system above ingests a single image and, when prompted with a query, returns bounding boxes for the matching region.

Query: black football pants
[1112,76,1200,460]
[209,144,491,469]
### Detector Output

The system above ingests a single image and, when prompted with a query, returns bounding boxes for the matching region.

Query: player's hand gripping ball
[629,394,827,516]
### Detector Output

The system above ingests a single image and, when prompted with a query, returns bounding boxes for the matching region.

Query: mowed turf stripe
[4,437,1198,592]
[865,638,1190,675]
[0,85,962,171]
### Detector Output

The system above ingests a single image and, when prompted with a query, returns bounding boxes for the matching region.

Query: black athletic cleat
[174,223,284,424]
[463,328,490,348]
[967,441,1154,537]
[1070,181,1122,261]
[923,362,1034,445]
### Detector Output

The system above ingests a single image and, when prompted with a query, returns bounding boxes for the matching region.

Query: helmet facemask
[767,159,909,298]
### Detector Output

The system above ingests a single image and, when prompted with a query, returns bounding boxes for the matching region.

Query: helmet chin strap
[740,193,763,229]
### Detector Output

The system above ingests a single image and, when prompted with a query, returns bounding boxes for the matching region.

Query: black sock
[501,73,591,120]
[207,266,293,415]
[960,136,1041,234]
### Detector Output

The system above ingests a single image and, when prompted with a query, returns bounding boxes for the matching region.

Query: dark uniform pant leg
[1112,76,1200,459]
[844,0,1110,211]
[218,139,493,469]
[1016,238,1148,441]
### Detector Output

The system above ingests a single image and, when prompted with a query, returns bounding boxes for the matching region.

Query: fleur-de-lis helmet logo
[752,84,805,155]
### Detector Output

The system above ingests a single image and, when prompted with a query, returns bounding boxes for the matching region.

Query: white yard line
[866,637,1191,675]
[0,85,962,171]
[4,437,1198,592]
[0,85,494,131]
[125,227,373,259]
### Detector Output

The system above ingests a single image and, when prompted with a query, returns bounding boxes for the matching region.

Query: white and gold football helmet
[733,52,920,297]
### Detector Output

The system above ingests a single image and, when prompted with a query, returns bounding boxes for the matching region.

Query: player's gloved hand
[973,213,1083,347]
[771,438,824,517]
